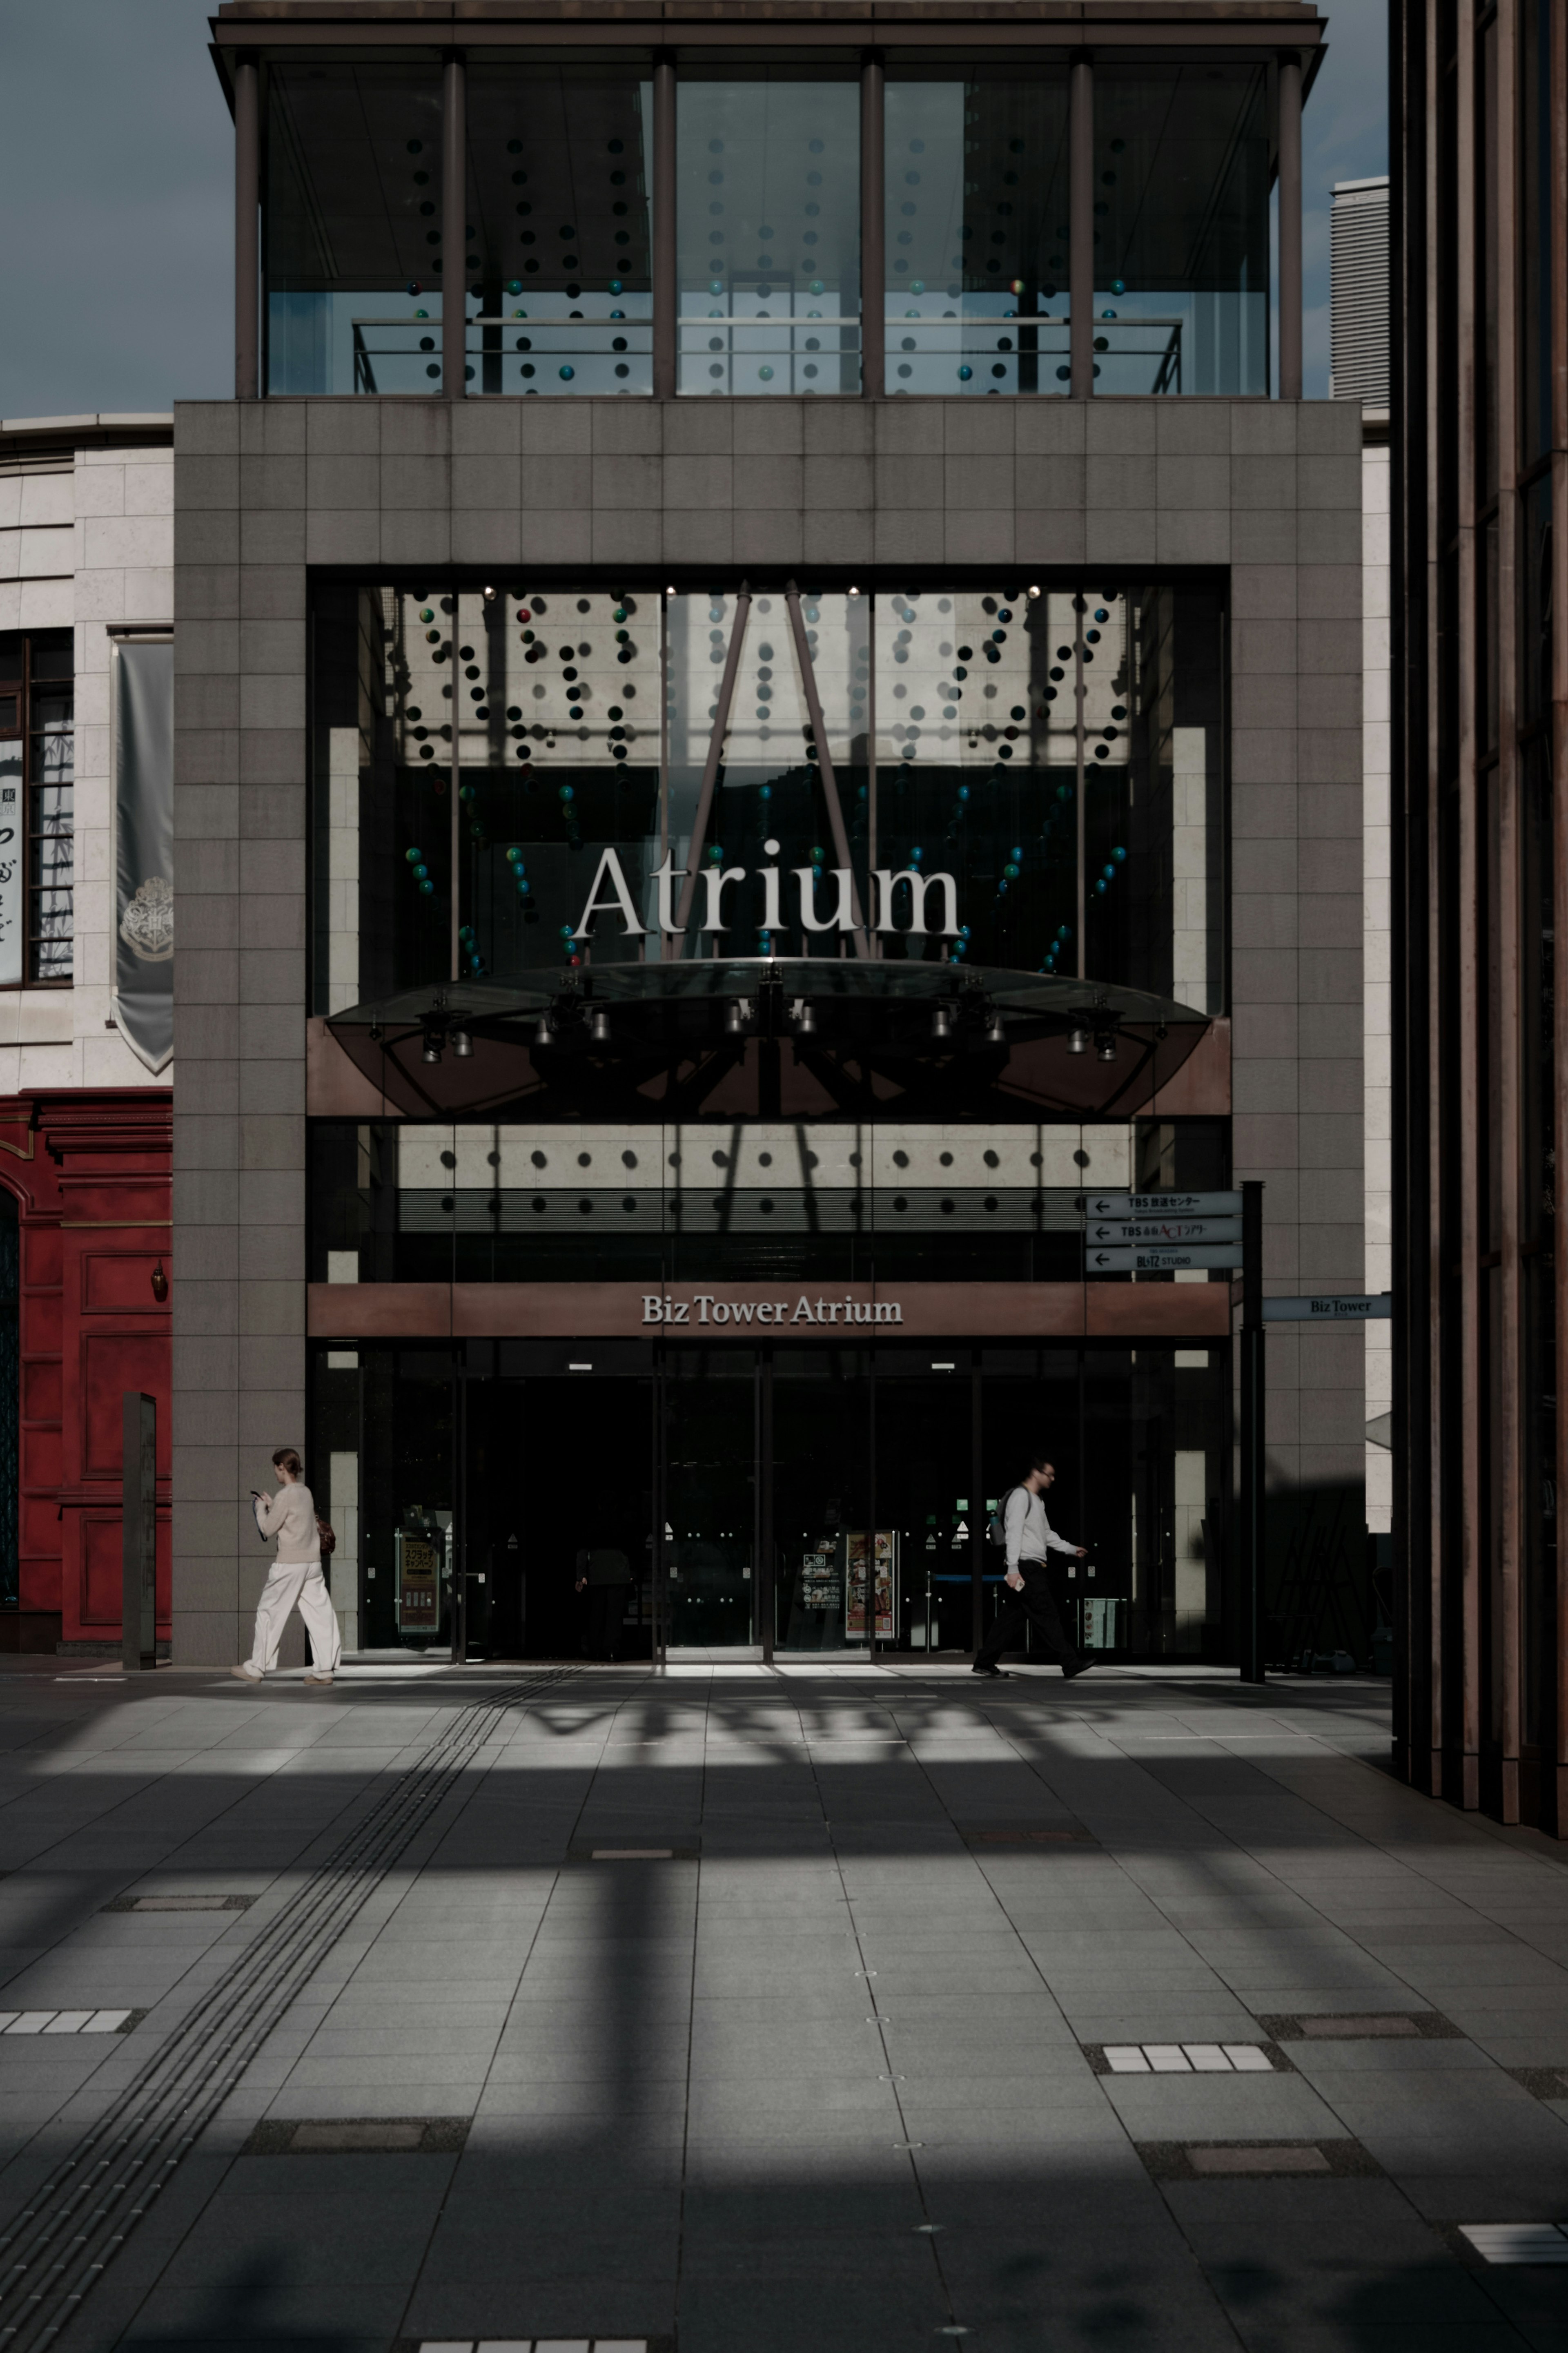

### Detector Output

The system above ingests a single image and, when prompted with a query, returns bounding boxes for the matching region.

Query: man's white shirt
[1003,1487,1077,1574]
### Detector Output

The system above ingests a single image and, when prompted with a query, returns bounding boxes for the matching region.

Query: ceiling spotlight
[452,1028,472,1059]
[791,997,816,1035]
[1067,1024,1090,1055]
[421,1030,443,1065]
[931,1004,953,1042]
[532,1013,552,1049]
[589,1006,611,1044]
[1095,1029,1118,1063]
[725,997,752,1038]
[985,1008,1005,1046]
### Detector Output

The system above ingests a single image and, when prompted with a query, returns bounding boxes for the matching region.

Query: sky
[0,0,1388,419]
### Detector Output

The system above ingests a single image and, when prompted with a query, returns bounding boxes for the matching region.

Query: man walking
[233,1448,341,1687]
[972,1455,1090,1681]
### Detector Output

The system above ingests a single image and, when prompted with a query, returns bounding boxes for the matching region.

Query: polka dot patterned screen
[317,584,1223,1023]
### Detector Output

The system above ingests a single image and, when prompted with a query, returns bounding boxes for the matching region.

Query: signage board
[1261,1294,1392,1322]
[1088,1245,1243,1273]
[1084,1191,1243,1220]
[1086,1218,1242,1246]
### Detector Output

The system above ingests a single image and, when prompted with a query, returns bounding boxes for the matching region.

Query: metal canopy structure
[325,956,1212,1119]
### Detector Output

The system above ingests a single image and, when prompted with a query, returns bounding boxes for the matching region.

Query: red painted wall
[0,1092,172,1652]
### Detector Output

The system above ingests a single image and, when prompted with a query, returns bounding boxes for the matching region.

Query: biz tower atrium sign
[570,845,962,939]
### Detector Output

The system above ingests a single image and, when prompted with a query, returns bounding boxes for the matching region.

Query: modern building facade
[1330,176,1391,408]
[1392,0,1565,1825]
[0,413,174,1653]
[173,0,1363,1670]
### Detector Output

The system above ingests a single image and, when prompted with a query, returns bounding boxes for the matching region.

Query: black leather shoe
[1062,1659,1094,1680]
[970,1662,1003,1679]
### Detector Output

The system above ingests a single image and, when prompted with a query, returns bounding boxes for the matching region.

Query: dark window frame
[0,628,75,990]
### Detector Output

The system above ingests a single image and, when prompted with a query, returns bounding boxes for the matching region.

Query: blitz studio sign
[570,845,962,939]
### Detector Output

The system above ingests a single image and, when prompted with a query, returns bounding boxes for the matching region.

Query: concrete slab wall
[170,393,1363,1663]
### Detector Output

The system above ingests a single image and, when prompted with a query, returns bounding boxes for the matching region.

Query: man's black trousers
[974,1562,1084,1674]
[586,1584,629,1659]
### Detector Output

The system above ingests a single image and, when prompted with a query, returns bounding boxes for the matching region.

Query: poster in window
[846,1531,895,1638]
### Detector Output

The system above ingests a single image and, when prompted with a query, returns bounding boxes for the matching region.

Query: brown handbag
[316,1517,336,1556]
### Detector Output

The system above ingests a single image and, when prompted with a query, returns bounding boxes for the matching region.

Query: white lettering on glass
[570,858,961,942]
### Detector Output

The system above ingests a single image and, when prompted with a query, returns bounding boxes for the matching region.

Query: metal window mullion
[235,55,260,399]
[653,54,676,400]
[1277,50,1303,399]
[1548,0,1568,1828]
[1420,0,1447,1797]
[1069,54,1093,400]
[860,51,884,399]
[442,51,467,400]
[1454,0,1483,1812]
[1492,0,1523,1822]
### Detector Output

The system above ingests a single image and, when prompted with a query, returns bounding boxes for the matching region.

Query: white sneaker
[303,1672,333,1686]
[231,1664,263,1682]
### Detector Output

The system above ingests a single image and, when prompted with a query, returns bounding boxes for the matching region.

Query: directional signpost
[1082,1191,1245,1276]
[1263,1294,1391,1322]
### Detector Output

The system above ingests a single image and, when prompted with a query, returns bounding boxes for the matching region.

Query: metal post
[450,592,462,981]
[675,583,751,940]
[1069,54,1094,401]
[1238,1182,1265,1682]
[758,1352,775,1664]
[653,54,677,401]
[1277,52,1303,400]
[234,57,260,400]
[443,51,467,399]
[122,1392,156,1674]
[860,52,884,399]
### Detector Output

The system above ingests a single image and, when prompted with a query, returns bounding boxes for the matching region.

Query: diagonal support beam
[675,582,751,946]
[785,582,870,958]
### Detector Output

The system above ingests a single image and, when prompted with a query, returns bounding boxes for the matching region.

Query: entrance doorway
[439,1339,1229,1663]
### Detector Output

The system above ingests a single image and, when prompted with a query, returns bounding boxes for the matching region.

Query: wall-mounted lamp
[150,1258,168,1304]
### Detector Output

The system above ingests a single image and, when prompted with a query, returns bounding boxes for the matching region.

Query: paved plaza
[2,1660,1568,2352]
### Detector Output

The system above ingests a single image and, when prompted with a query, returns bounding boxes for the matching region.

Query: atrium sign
[573,848,960,938]
[643,1292,904,1326]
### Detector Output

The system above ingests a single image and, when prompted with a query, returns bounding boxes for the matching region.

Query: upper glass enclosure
[310,580,1225,1019]
[677,67,861,394]
[256,47,1286,398]
[1091,65,1271,396]
[884,67,1070,395]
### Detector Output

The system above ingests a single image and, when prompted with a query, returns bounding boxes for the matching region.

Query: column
[653,55,677,400]
[443,51,467,398]
[1277,51,1303,399]
[1069,54,1094,400]
[234,56,259,400]
[860,52,885,399]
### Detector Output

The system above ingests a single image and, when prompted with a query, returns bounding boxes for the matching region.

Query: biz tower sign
[570,844,962,939]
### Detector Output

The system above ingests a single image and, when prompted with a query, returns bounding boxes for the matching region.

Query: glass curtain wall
[465,59,654,393]
[884,64,1070,394]
[264,63,445,395]
[316,1339,1228,1661]
[677,63,861,393]
[1091,64,1270,395]
[312,580,1225,1013]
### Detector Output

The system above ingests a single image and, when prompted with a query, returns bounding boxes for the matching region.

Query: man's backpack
[986,1488,1020,1547]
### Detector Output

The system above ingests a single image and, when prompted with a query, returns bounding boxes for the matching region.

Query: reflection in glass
[678,70,860,393]
[265,65,444,395]
[885,68,1069,395]
[665,1354,755,1647]
[1092,65,1270,395]
[314,582,1223,1011]
[466,63,653,395]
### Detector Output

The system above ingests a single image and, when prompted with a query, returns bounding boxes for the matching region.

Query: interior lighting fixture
[931,1004,953,1042]
[791,997,817,1035]
[725,997,753,1038]
[532,1013,552,1049]
[985,1008,1006,1046]
[421,1030,443,1065]
[1095,1029,1118,1063]
[1067,1024,1090,1056]
[452,1028,473,1059]
[589,1007,611,1044]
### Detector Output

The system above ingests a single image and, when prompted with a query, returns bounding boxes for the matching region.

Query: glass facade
[677,66,861,394]
[264,63,445,396]
[310,1338,1229,1662]
[310,581,1225,1015]
[257,48,1285,398]
[0,631,74,985]
[1091,64,1270,396]
[884,66,1070,394]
